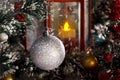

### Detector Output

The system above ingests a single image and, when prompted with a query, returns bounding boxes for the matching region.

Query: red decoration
[112,24,120,33]
[47,0,87,51]
[14,1,23,11]
[115,69,120,75]
[99,69,120,80]
[111,69,120,80]
[103,52,113,62]
[111,77,120,80]
[98,70,112,80]
[112,24,120,38]
[110,0,120,20]
[15,12,27,22]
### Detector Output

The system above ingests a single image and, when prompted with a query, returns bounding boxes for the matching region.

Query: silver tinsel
[30,33,65,70]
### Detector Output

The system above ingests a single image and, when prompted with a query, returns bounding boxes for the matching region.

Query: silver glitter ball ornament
[30,32,65,70]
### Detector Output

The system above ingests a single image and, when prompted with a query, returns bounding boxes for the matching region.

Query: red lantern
[46,0,91,52]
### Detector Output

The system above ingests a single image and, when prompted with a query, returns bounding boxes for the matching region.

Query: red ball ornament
[15,12,27,22]
[111,77,120,80]
[110,69,120,80]
[103,52,113,62]
[111,76,120,80]
[115,69,120,75]
[98,69,112,80]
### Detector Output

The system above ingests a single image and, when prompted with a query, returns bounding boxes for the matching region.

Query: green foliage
[0,0,47,77]
[23,0,46,19]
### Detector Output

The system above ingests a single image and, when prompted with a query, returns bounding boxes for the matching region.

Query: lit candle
[58,21,76,39]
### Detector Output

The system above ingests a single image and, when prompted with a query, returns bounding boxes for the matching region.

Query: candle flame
[63,21,71,31]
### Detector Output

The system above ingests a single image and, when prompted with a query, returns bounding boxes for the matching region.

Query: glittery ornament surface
[30,34,65,70]
[81,54,98,70]
[0,33,8,42]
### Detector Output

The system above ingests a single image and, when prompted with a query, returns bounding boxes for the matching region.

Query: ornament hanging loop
[43,27,54,36]
[43,28,49,36]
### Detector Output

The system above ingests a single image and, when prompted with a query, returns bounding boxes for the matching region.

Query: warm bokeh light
[7,78,13,80]
[90,61,95,66]
[63,21,71,31]
[4,74,14,80]
[58,20,76,39]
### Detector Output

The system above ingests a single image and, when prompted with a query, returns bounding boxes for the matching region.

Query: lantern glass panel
[50,2,81,52]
